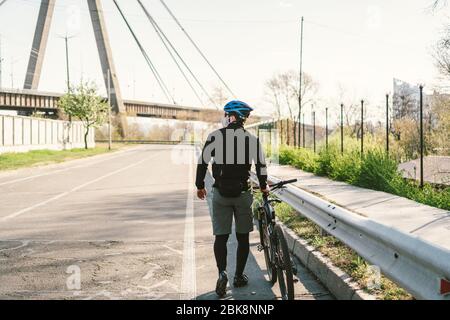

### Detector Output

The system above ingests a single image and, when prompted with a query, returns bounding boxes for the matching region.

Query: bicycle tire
[274,224,295,300]
[258,216,277,284]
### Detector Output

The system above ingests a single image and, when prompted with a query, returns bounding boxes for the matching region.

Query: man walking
[196,100,268,297]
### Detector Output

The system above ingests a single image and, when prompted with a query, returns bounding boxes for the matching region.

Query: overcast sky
[0,0,448,124]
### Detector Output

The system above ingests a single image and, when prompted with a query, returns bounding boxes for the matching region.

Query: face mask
[221,116,230,128]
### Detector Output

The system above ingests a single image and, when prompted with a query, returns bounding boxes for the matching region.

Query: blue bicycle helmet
[224,100,253,119]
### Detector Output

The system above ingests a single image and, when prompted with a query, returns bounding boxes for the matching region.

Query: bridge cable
[137,0,218,109]
[0,0,7,7]
[112,0,176,104]
[136,0,205,108]
[159,0,236,99]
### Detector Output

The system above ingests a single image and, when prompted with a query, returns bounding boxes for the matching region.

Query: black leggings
[214,233,250,276]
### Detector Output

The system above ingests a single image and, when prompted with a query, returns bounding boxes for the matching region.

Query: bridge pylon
[23,0,127,136]
[24,0,56,90]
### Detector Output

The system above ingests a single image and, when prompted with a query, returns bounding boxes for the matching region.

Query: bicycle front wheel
[258,217,277,284]
[274,224,295,300]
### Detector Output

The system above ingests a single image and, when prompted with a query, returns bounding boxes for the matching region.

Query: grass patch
[278,144,450,211]
[273,201,413,300]
[0,143,125,171]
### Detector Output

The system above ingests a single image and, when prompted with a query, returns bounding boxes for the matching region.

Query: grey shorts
[211,187,254,235]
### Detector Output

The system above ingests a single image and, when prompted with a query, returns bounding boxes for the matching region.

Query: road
[0,145,333,300]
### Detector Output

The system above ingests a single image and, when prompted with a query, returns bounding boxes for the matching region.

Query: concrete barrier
[0,115,95,154]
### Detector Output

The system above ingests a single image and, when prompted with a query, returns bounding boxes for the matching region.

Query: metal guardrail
[96,140,196,145]
[250,174,450,300]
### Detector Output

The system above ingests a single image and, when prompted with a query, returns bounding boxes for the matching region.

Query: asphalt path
[0,145,332,300]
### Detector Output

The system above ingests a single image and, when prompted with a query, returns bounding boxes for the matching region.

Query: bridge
[0,0,233,126]
[0,88,222,122]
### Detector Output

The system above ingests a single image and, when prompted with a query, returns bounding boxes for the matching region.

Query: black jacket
[195,122,268,191]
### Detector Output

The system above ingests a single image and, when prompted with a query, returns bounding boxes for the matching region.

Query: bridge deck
[0,89,221,121]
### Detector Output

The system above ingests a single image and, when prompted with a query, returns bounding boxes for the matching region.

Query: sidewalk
[268,164,450,251]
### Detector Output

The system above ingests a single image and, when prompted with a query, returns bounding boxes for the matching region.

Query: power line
[137,0,217,109]
[159,0,236,98]
[112,0,175,104]
[137,0,204,107]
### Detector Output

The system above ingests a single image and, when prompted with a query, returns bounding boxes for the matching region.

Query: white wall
[0,115,95,154]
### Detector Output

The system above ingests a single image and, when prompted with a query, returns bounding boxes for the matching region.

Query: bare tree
[431,0,448,10]
[336,84,360,136]
[210,85,229,108]
[431,0,450,80]
[264,77,283,118]
[434,28,450,80]
[264,70,317,120]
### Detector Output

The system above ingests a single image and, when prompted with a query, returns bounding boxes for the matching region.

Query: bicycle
[254,179,298,300]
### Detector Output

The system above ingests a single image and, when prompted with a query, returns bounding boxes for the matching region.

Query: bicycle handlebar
[268,179,298,189]
[253,179,298,193]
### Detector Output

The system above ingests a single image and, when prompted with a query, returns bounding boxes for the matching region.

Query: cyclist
[196,100,269,297]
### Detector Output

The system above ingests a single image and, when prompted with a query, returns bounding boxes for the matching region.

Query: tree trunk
[84,126,90,149]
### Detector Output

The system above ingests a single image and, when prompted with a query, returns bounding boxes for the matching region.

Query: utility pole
[297,16,304,148]
[108,69,112,151]
[386,94,390,154]
[419,85,424,188]
[340,103,344,154]
[58,34,75,92]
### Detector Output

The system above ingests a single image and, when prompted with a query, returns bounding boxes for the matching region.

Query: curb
[279,222,377,300]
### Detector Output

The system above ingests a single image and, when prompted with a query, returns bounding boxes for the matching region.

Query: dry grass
[273,201,413,300]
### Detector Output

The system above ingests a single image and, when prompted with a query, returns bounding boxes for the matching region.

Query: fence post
[386,94,390,154]
[313,111,316,153]
[419,85,424,188]
[325,107,328,150]
[286,120,289,146]
[340,103,344,154]
[360,100,364,155]
[302,113,305,148]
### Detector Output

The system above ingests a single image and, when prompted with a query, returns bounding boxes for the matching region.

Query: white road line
[0,147,144,187]
[180,149,197,300]
[0,151,162,223]
[0,240,30,253]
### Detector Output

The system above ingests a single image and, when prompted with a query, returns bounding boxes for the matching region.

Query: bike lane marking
[0,150,163,223]
[180,147,197,300]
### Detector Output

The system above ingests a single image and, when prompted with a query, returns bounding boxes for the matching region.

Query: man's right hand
[197,188,207,200]
[261,185,270,195]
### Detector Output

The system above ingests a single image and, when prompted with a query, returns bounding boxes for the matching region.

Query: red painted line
[440,278,450,295]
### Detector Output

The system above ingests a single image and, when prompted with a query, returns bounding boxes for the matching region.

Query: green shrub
[315,148,337,176]
[329,151,362,184]
[279,145,319,172]
[277,144,450,211]
[357,150,399,193]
